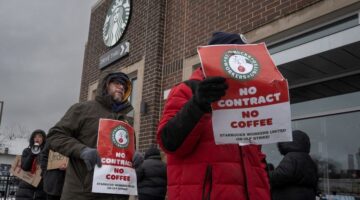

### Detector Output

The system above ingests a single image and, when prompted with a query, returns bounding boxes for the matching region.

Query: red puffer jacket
[157,68,271,200]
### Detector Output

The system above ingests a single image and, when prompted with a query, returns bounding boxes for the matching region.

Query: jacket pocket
[202,165,213,200]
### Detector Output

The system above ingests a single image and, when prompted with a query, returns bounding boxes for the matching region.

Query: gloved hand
[80,147,102,171]
[194,76,228,112]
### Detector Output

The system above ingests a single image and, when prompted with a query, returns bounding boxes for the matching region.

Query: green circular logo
[103,0,131,47]
[222,50,260,80]
[111,126,129,148]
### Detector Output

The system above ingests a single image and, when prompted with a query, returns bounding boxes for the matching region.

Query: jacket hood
[29,129,46,148]
[95,70,133,111]
[277,130,311,155]
[190,67,205,81]
[144,145,161,159]
[96,70,132,102]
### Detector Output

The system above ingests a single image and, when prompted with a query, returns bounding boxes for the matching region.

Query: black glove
[194,76,228,112]
[80,147,102,171]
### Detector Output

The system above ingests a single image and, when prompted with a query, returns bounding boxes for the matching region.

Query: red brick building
[81,0,360,197]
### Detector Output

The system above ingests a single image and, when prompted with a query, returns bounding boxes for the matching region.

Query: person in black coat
[137,146,167,200]
[39,143,66,200]
[16,129,47,200]
[270,130,318,200]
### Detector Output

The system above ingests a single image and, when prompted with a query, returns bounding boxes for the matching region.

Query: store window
[262,10,360,198]
[263,92,360,199]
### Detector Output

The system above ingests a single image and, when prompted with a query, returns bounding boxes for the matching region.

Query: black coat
[137,147,167,200]
[270,130,318,200]
[16,130,46,200]
[39,143,66,196]
[16,149,46,200]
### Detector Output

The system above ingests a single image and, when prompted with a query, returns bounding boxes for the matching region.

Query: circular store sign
[222,50,260,80]
[103,0,131,47]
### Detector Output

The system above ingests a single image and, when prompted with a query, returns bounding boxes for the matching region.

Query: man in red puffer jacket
[157,32,271,200]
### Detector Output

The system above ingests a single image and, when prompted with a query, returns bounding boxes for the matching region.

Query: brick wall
[137,0,166,151]
[81,0,323,151]
[161,0,323,91]
[80,0,166,152]
[80,0,150,102]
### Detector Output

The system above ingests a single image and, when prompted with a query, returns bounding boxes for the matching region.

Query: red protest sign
[198,43,292,145]
[92,119,137,195]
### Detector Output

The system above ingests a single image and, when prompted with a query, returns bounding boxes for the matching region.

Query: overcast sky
[0,0,98,137]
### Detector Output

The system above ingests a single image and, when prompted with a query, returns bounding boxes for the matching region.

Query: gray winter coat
[47,71,133,200]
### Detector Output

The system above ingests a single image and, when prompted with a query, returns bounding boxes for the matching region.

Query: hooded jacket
[16,129,46,200]
[137,146,167,200]
[47,71,133,200]
[270,130,318,200]
[157,68,270,200]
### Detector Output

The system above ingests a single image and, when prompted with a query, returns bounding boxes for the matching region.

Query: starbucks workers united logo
[111,126,129,148]
[222,50,260,80]
[103,0,131,47]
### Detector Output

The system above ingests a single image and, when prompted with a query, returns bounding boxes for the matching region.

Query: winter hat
[144,145,160,159]
[208,32,247,45]
[105,72,132,102]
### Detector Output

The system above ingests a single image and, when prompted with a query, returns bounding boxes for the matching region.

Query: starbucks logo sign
[103,0,131,47]
[222,50,260,80]
[111,126,129,148]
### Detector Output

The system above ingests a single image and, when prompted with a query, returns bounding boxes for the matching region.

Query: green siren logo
[103,0,131,47]
[111,126,129,148]
[222,50,260,80]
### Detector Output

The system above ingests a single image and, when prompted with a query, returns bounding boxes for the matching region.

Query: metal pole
[4,174,10,200]
[0,101,3,126]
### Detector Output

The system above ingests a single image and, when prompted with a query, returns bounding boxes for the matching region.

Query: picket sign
[198,43,292,145]
[10,155,42,187]
[47,150,68,170]
[92,119,137,195]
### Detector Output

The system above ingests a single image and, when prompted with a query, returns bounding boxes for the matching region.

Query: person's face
[107,81,125,103]
[33,134,44,145]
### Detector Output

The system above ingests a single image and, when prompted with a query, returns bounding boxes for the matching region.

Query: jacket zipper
[202,165,213,200]
[240,146,250,200]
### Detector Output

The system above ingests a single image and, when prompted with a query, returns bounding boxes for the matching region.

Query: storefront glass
[263,91,360,199]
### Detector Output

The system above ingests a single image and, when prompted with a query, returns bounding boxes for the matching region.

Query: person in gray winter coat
[270,130,318,200]
[47,71,134,200]
[137,146,167,200]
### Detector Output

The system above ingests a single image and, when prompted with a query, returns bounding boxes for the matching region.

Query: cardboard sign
[47,150,69,170]
[92,119,137,195]
[198,43,292,145]
[10,155,42,187]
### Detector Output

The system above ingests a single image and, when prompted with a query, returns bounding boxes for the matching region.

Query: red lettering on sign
[230,118,273,128]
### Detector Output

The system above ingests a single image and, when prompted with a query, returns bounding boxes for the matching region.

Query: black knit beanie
[208,32,247,45]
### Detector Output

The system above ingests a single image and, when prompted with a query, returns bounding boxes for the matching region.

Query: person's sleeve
[157,83,207,157]
[136,164,144,183]
[20,148,35,171]
[269,155,297,188]
[39,143,49,176]
[47,103,87,159]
